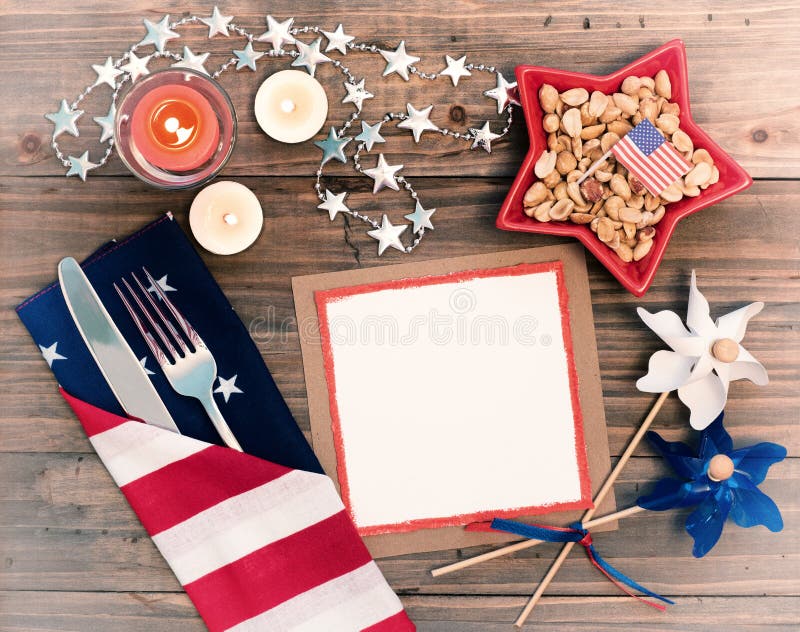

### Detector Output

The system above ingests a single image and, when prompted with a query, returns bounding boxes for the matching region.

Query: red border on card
[314,261,593,536]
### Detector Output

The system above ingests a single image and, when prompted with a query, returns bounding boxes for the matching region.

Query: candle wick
[164,117,180,133]
[279,98,296,113]
[223,213,239,226]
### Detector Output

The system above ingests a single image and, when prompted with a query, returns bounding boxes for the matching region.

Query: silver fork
[114,269,243,452]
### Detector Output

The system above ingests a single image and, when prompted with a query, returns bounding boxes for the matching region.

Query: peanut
[561,88,589,106]
[684,162,712,188]
[621,76,642,96]
[556,151,578,174]
[633,238,654,261]
[654,70,671,99]
[523,181,548,207]
[543,113,561,133]
[534,150,558,178]
[533,201,554,222]
[613,92,638,116]
[588,91,608,118]
[561,108,582,138]
[524,70,718,264]
[549,199,574,220]
[671,129,693,154]
[539,84,559,113]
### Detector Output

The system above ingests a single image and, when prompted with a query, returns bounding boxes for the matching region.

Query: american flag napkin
[17,215,415,631]
[63,391,413,631]
[16,214,321,471]
[610,118,692,196]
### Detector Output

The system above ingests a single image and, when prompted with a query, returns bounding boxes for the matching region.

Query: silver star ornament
[367,214,407,255]
[363,154,403,194]
[469,121,501,153]
[322,24,354,54]
[314,127,352,165]
[46,99,83,140]
[233,42,264,71]
[66,151,98,181]
[397,103,439,143]
[200,6,233,37]
[93,102,116,143]
[404,201,436,233]
[120,51,151,81]
[138,15,179,53]
[91,56,123,89]
[440,55,471,86]
[317,190,350,221]
[172,46,210,75]
[256,15,295,51]
[355,120,385,151]
[484,72,519,114]
[342,79,373,112]
[379,40,420,81]
[291,37,331,77]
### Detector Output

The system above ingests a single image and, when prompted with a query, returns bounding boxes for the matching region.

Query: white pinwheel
[636,271,768,430]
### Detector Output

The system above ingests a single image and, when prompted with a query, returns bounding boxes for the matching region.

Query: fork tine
[114,281,171,367]
[143,267,204,348]
[121,277,180,362]
[131,272,189,355]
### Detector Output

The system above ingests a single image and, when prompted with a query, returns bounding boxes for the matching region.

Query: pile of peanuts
[522,70,719,263]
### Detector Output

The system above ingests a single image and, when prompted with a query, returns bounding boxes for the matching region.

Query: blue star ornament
[233,42,264,71]
[46,99,83,140]
[314,127,352,165]
[355,120,385,151]
[637,413,785,558]
[93,102,116,143]
[138,15,180,53]
[66,151,98,181]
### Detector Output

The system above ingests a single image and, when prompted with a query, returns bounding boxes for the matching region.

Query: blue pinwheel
[637,412,785,558]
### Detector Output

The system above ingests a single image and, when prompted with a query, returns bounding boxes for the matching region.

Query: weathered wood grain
[1,592,798,631]
[0,453,797,595]
[2,179,798,455]
[1,2,797,178]
[1,1,799,629]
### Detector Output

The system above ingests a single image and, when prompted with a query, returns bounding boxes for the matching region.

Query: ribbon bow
[486,518,674,611]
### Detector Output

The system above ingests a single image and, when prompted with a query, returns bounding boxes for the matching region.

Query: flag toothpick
[576,150,612,185]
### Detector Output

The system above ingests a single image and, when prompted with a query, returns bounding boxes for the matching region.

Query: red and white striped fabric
[610,118,692,196]
[63,390,415,632]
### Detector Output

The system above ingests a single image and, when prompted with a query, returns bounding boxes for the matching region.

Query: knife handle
[198,393,243,452]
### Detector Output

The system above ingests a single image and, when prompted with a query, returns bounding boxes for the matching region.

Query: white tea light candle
[254,70,328,143]
[189,181,263,255]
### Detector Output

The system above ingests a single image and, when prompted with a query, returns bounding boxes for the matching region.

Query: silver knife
[58,257,180,433]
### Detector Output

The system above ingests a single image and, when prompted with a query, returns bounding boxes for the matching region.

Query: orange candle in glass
[130,84,220,172]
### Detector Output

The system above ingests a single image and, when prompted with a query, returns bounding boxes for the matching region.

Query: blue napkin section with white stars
[16,213,323,474]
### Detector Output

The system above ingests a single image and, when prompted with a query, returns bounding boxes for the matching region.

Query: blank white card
[317,263,590,534]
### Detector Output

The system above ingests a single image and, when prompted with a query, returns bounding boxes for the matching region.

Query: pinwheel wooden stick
[514,391,669,627]
[431,391,669,579]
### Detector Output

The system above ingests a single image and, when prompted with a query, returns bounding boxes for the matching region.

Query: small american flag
[611,119,692,196]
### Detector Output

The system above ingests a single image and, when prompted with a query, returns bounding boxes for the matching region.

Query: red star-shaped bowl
[495,40,752,296]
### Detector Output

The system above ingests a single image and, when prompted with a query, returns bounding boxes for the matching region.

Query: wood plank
[0,451,796,594]
[2,180,798,454]
[0,592,798,631]
[1,2,797,178]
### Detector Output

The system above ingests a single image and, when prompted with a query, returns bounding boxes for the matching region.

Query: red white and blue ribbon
[471,518,674,611]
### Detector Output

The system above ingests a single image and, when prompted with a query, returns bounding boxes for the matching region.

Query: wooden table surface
[1,1,798,630]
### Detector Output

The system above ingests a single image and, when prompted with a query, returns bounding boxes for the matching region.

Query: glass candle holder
[115,68,236,189]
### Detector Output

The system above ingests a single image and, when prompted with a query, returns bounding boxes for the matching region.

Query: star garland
[45,8,519,255]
